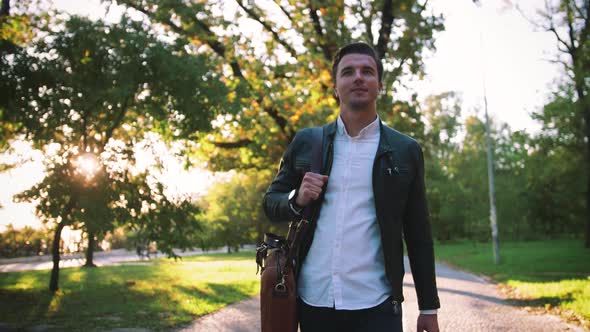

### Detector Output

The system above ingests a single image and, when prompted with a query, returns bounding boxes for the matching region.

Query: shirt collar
[337,114,380,139]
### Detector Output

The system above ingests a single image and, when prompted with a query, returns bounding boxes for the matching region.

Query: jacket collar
[376,120,396,157]
[324,118,395,158]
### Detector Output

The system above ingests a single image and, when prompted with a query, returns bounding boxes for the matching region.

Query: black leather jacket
[263,120,440,310]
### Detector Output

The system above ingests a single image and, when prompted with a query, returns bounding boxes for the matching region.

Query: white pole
[478,8,500,264]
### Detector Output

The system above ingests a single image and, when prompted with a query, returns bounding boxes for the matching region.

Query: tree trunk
[0,0,10,18]
[84,231,97,267]
[49,222,66,292]
[584,104,590,248]
[574,78,590,248]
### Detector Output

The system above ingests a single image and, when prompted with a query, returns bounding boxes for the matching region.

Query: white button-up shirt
[298,115,392,310]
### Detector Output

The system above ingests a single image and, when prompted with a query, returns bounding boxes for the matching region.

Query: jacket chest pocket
[382,159,414,194]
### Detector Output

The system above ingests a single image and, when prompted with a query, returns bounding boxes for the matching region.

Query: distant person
[263,42,440,332]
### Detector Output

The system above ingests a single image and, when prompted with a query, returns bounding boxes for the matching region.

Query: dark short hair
[331,42,383,84]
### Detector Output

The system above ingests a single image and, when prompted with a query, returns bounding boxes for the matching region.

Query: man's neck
[339,107,378,137]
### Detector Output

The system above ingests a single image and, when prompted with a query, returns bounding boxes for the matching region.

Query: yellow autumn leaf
[320,69,332,83]
[228,91,236,102]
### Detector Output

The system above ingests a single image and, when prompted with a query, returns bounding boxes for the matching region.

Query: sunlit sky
[1,0,561,230]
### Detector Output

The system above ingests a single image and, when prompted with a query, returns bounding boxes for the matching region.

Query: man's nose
[353,69,364,81]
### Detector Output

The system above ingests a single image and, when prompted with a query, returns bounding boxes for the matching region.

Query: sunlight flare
[74,153,100,181]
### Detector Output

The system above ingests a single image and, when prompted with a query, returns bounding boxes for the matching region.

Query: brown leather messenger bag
[256,127,324,332]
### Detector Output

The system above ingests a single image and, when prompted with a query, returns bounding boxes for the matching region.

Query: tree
[114,0,444,171]
[0,0,41,150]
[0,224,50,257]
[521,0,590,246]
[3,15,228,291]
[448,116,491,240]
[198,169,287,250]
[418,92,463,241]
[493,128,532,240]
[526,84,586,238]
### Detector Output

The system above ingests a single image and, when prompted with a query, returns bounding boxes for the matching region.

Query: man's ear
[378,82,383,93]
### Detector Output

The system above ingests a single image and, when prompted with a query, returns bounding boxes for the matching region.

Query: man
[263,42,440,332]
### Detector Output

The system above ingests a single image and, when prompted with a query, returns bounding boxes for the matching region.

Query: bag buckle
[273,275,288,297]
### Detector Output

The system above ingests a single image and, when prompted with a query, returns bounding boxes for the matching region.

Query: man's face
[334,53,382,110]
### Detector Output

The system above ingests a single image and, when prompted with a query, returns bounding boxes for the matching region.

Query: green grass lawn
[435,239,590,328]
[0,251,259,331]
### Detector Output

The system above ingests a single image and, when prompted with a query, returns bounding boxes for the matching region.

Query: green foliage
[113,0,444,170]
[0,12,232,289]
[102,227,130,250]
[530,0,589,246]
[0,0,40,149]
[111,171,203,257]
[532,84,585,152]
[1,15,228,147]
[525,84,587,236]
[198,170,288,249]
[0,224,51,258]
[0,251,259,331]
[3,14,228,245]
[414,89,586,242]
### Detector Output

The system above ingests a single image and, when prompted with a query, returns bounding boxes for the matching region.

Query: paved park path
[177,258,585,332]
[0,248,232,273]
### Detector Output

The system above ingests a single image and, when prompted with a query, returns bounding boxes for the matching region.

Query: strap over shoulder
[309,126,323,174]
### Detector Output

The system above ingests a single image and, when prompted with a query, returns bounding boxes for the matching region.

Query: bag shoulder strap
[285,126,323,269]
[309,126,323,174]
[302,126,324,220]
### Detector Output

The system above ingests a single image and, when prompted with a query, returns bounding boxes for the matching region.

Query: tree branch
[416,0,429,13]
[572,0,586,20]
[308,1,332,62]
[122,1,292,139]
[376,0,393,59]
[544,57,574,72]
[353,2,375,45]
[515,3,546,31]
[125,2,245,79]
[273,0,293,21]
[0,0,9,18]
[565,1,578,56]
[211,139,253,148]
[389,57,407,82]
[576,0,589,51]
[271,0,328,72]
[549,24,574,54]
[103,95,130,145]
[236,0,298,58]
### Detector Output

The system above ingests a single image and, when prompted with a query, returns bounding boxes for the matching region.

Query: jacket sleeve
[402,140,441,310]
[262,131,304,223]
